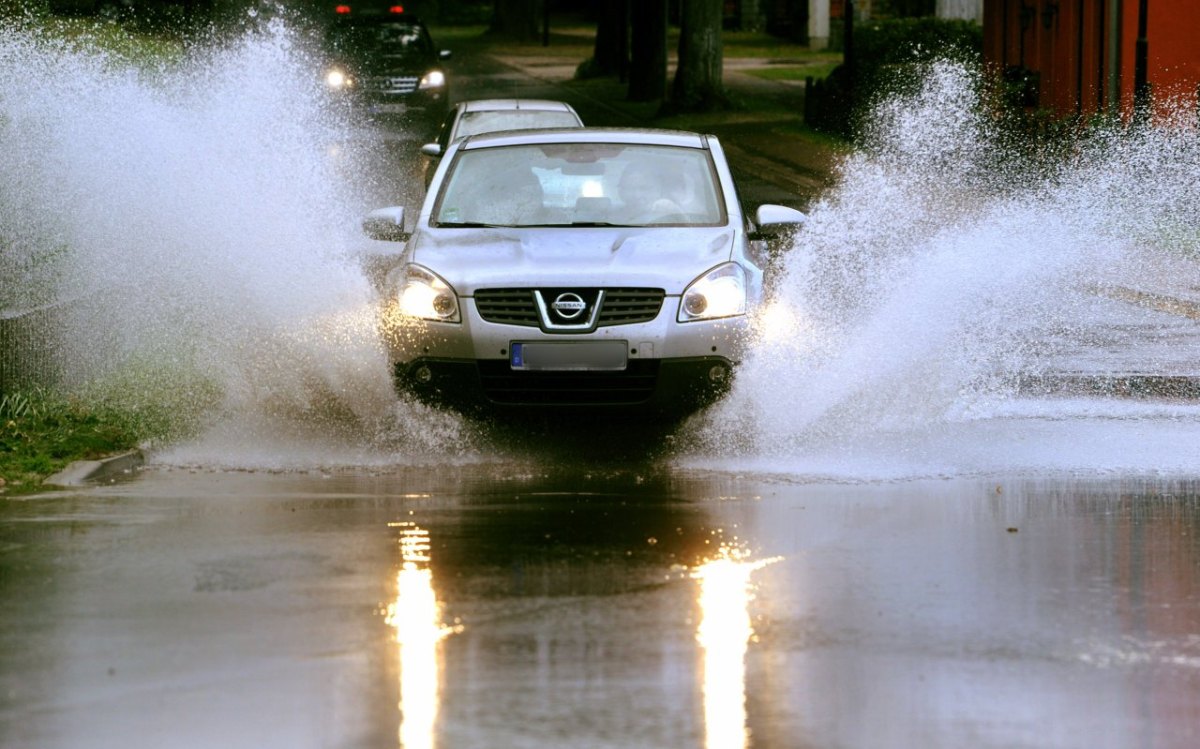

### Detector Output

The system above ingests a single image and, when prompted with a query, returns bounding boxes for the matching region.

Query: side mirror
[362,206,409,242]
[748,204,806,241]
[420,143,442,158]
[747,204,806,270]
[756,204,807,229]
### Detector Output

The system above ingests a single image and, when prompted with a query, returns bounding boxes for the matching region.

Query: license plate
[510,341,627,371]
[368,103,408,114]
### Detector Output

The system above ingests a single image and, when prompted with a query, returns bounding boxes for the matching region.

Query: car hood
[333,54,436,76]
[409,226,738,294]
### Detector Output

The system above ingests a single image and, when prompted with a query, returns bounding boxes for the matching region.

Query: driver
[471,167,546,225]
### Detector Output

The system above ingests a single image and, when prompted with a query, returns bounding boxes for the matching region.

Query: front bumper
[382,292,751,417]
[331,90,447,132]
[395,355,734,416]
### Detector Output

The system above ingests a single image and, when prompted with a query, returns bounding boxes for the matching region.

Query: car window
[452,110,582,141]
[432,143,726,228]
[327,21,433,61]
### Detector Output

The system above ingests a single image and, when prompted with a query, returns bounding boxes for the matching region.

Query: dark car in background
[321,6,451,135]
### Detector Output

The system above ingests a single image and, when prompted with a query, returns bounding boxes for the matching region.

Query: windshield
[326,21,433,62]
[453,110,582,140]
[432,143,726,228]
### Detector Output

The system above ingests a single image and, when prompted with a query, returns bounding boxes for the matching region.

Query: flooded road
[3,466,1199,748]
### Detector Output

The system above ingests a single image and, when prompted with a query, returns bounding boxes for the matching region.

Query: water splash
[679,61,1200,478]
[0,17,475,462]
[6,29,1198,477]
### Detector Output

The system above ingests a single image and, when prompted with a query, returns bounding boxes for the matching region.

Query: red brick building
[983,0,1200,120]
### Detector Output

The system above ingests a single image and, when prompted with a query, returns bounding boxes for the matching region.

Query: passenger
[616,162,686,224]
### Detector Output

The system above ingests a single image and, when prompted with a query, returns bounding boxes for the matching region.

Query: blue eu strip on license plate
[511,343,524,368]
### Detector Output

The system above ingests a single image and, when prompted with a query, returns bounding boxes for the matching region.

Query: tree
[582,0,628,79]
[627,0,667,102]
[671,0,727,111]
[490,0,539,41]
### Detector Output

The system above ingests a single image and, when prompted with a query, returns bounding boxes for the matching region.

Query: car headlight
[678,262,747,322]
[397,264,459,322]
[325,68,352,89]
[418,70,446,90]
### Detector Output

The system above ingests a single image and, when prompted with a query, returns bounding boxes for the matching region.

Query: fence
[0,304,64,396]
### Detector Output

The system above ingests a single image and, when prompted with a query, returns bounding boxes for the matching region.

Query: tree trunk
[490,0,540,42]
[627,0,667,102]
[671,0,727,111]
[586,0,628,78]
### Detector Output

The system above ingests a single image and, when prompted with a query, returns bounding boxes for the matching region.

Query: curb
[1094,286,1200,321]
[1016,374,1200,400]
[43,450,146,487]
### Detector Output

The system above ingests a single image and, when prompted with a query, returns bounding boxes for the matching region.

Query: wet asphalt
[3,466,1200,748]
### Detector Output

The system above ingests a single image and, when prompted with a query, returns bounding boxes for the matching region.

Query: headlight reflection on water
[695,545,780,749]
[381,526,775,749]
[385,523,462,749]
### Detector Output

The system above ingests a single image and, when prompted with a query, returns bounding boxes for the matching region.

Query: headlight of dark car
[396,264,459,322]
[418,70,446,90]
[325,67,353,90]
[678,262,747,322]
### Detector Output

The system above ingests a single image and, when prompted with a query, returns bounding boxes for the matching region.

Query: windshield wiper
[516,221,633,228]
[435,221,644,229]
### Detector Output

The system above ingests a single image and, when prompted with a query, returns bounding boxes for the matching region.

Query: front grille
[362,75,419,94]
[599,289,666,325]
[477,360,660,405]
[474,289,539,326]
[474,288,665,328]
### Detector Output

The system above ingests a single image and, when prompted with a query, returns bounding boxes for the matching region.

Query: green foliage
[873,0,938,18]
[0,4,188,67]
[435,0,492,25]
[855,17,982,71]
[0,0,45,18]
[33,14,187,66]
[0,364,222,492]
[75,359,224,447]
[1,386,139,491]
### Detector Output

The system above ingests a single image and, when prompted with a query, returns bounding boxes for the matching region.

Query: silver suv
[361,127,806,418]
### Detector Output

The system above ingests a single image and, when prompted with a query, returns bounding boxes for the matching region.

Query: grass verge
[0,15,203,495]
[743,62,839,83]
[1,388,142,492]
[1,366,221,495]
[12,12,187,66]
